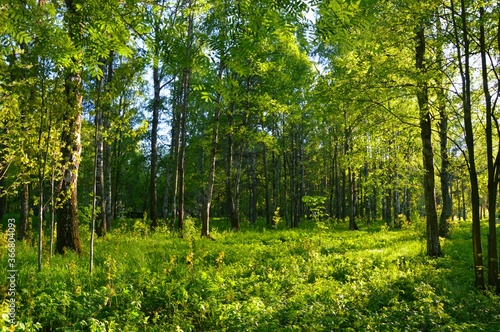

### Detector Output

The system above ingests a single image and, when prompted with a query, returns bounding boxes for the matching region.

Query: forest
[1,0,500,330]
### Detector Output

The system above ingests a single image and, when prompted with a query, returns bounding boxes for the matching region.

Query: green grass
[2,217,500,331]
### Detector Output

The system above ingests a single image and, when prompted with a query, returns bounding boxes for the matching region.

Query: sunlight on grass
[1,219,500,331]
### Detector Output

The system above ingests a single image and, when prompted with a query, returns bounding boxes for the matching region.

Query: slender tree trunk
[150,64,160,229]
[0,129,5,220]
[201,105,219,238]
[349,167,359,230]
[162,160,171,220]
[178,2,194,232]
[103,54,113,230]
[37,73,51,272]
[436,14,451,238]
[104,93,113,224]
[18,184,29,241]
[415,22,441,257]
[451,0,484,288]
[104,118,112,226]
[263,138,271,226]
[438,95,451,238]
[479,6,499,290]
[225,106,238,231]
[334,143,340,219]
[225,101,243,231]
[90,110,98,273]
[0,175,5,222]
[171,82,181,230]
[95,76,106,237]
[249,148,258,224]
[49,171,55,257]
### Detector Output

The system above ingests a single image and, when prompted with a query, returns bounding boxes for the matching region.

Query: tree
[56,0,84,254]
[479,3,499,290]
[450,0,485,289]
[415,16,441,257]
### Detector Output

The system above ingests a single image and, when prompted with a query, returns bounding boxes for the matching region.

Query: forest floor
[1,215,500,331]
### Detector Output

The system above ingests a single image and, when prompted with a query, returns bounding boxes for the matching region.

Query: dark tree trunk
[177,66,189,231]
[348,167,359,230]
[150,64,160,229]
[104,117,113,226]
[263,139,271,226]
[451,0,484,288]
[95,76,106,237]
[18,184,29,241]
[436,15,451,238]
[248,147,258,224]
[0,176,5,222]
[178,3,194,232]
[171,82,181,230]
[415,22,441,257]
[438,97,451,238]
[334,143,340,219]
[225,101,243,231]
[225,110,239,231]
[201,106,219,238]
[479,6,499,290]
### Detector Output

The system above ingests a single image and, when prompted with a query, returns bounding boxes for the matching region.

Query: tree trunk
[415,22,441,257]
[348,167,359,230]
[479,6,498,290]
[0,174,5,222]
[436,14,451,238]
[95,76,106,237]
[18,183,29,241]
[225,102,242,231]
[177,2,194,232]
[56,0,83,255]
[451,0,484,288]
[438,94,451,238]
[177,66,189,231]
[50,171,55,257]
[150,64,160,229]
[103,54,113,230]
[263,139,271,226]
[201,100,220,238]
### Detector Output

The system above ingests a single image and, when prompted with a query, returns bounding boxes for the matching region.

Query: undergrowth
[1,217,500,331]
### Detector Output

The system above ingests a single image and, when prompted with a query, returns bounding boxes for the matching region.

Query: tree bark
[0,177,5,222]
[177,1,194,232]
[201,92,220,238]
[171,81,181,230]
[150,64,160,229]
[18,184,29,241]
[103,54,114,231]
[415,22,441,257]
[451,0,484,288]
[95,75,106,237]
[263,138,271,226]
[348,167,359,230]
[479,6,498,290]
[225,102,243,231]
[56,0,83,255]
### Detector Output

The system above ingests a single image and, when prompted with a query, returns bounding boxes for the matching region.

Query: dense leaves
[1,0,500,329]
